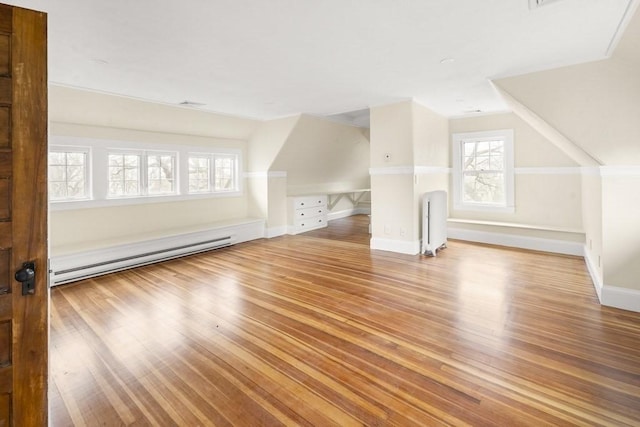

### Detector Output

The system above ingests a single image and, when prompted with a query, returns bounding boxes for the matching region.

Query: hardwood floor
[49,215,640,426]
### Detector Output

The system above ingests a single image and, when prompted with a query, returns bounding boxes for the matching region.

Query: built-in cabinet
[287,195,327,234]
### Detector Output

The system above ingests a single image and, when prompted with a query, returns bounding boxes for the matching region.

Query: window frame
[452,129,515,213]
[107,150,143,199]
[144,150,178,196]
[187,152,240,195]
[48,146,92,202]
[187,154,211,194]
[48,136,243,211]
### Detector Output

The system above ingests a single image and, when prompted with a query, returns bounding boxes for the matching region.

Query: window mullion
[141,151,148,196]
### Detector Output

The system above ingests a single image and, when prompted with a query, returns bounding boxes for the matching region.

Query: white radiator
[421,190,448,256]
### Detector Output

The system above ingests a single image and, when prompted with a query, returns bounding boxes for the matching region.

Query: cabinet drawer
[293,195,326,209]
[295,216,326,230]
[294,206,326,219]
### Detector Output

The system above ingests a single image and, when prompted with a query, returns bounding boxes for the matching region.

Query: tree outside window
[48,150,89,200]
[452,130,514,212]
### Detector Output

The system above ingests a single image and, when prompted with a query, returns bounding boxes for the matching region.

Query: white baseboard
[370,237,420,255]
[50,219,265,286]
[583,248,603,302]
[584,246,640,312]
[447,227,583,256]
[265,226,287,238]
[328,207,371,221]
[601,286,640,313]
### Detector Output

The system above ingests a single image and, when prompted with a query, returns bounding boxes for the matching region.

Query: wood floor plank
[50,215,640,426]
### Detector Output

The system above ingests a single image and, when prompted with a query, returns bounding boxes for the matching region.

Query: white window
[48,136,243,210]
[452,130,514,212]
[188,153,238,194]
[108,152,141,197]
[48,148,90,201]
[147,152,176,195]
[108,151,177,198]
[214,154,237,192]
[188,156,210,193]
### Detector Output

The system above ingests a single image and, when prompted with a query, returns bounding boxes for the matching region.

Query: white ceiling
[3,0,637,125]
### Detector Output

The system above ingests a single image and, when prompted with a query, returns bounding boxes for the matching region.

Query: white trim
[48,146,92,201]
[583,247,603,302]
[584,245,640,313]
[369,166,415,176]
[244,171,288,179]
[451,129,515,213]
[369,166,450,176]
[599,166,640,177]
[580,166,602,177]
[447,227,584,256]
[244,171,268,179]
[50,190,243,211]
[414,166,451,175]
[447,218,583,234]
[265,226,287,238]
[579,166,640,177]
[452,204,515,214]
[601,286,640,313]
[370,237,420,255]
[327,207,371,221]
[605,0,640,57]
[515,167,581,175]
[49,135,244,211]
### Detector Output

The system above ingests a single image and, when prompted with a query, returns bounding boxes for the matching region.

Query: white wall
[50,85,259,140]
[449,113,582,230]
[488,8,640,308]
[49,88,258,255]
[272,114,371,195]
[246,115,299,230]
[370,100,449,254]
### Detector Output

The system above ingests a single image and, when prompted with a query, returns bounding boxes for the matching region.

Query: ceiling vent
[179,100,206,107]
[528,0,564,10]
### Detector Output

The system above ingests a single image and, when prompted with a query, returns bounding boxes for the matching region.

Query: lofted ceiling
[2,0,638,126]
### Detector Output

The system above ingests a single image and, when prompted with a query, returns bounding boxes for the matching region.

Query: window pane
[475,155,490,170]
[189,156,210,193]
[463,171,504,204]
[67,152,85,165]
[146,153,175,195]
[67,165,84,182]
[476,141,490,154]
[489,153,504,170]
[67,181,85,198]
[108,153,141,197]
[49,152,66,165]
[48,151,88,201]
[49,182,67,200]
[49,165,66,182]
[124,180,139,195]
[214,155,236,191]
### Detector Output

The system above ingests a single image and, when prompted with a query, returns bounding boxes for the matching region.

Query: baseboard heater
[51,235,233,285]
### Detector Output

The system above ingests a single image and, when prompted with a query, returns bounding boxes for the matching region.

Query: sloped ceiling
[2,0,637,123]
[493,2,640,166]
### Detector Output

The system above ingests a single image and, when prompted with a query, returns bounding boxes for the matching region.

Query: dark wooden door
[0,4,48,427]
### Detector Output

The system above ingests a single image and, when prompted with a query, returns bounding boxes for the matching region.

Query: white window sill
[50,191,243,211]
[453,203,515,214]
